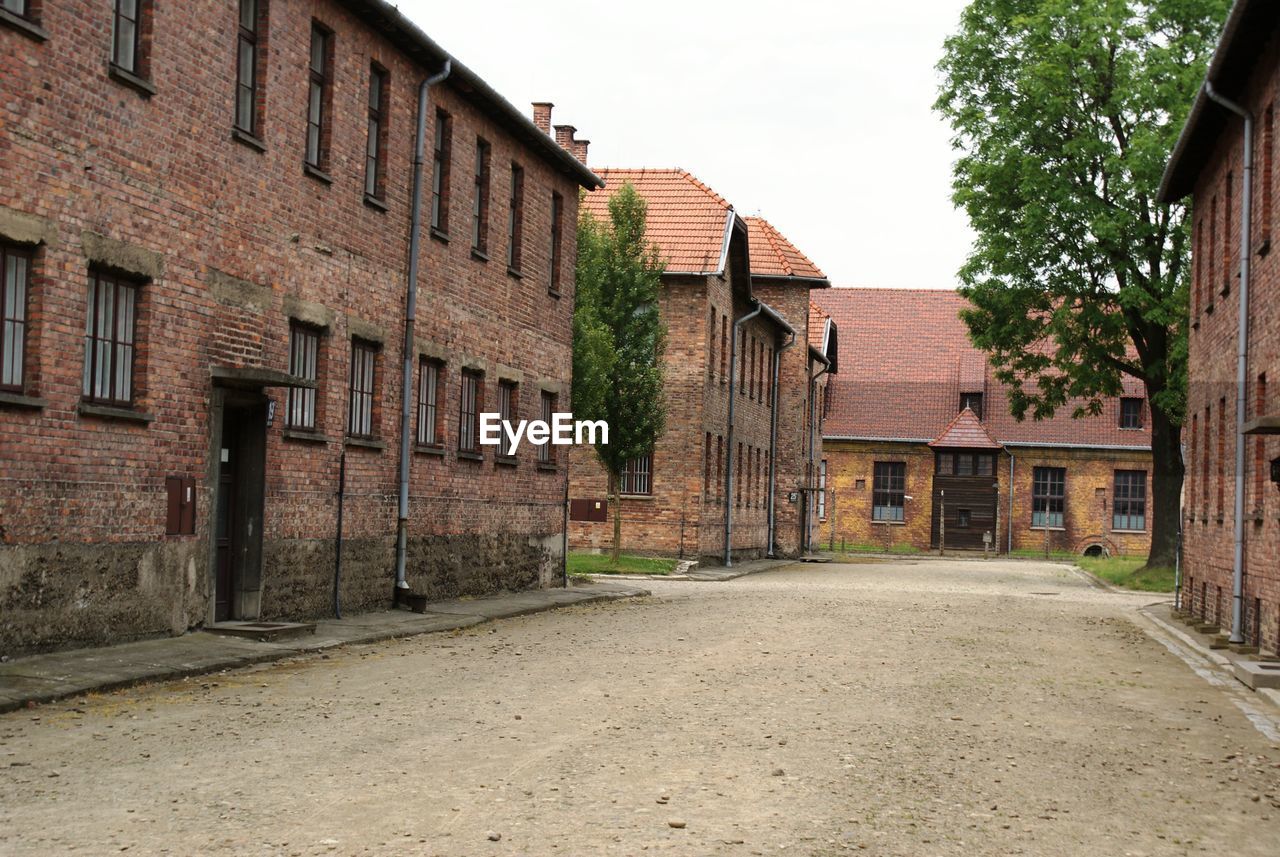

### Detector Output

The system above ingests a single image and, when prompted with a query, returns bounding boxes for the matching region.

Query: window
[872,462,905,522]
[234,0,265,137]
[1189,412,1198,514]
[286,324,319,430]
[472,138,490,255]
[704,432,712,496]
[507,164,524,271]
[549,192,564,294]
[1223,172,1233,296]
[818,459,827,520]
[305,24,332,171]
[417,359,443,446]
[1264,105,1274,249]
[112,0,147,76]
[715,435,723,503]
[1193,220,1203,319]
[2,0,30,19]
[1217,396,1227,518]
[538,391,555,464]
[1208,196,1218,308]
[1203,404,1211,517]
[736,443,743,506]
[431,110,452,233]
[766,345,773,406]
[1,243,31,393]
[957,509,971,528]
[1120,397,1143,429]
[1113,471,1146,531]
[748,335,756,400]
[708,306,717,381]
[364,65,388,200]
[497,380,518,459]
[1256,374,1268,509]
[621,454,652,495]
[719,315,727,382]
[1032,467,1065,528]
[83,269,139,406]
[459,369,481,453]
[347,339,377,438]
[960,392,983,419]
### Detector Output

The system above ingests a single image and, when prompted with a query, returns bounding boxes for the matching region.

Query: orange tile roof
[813,287,1150,449]
[583,168,732,274]
[928,408,1002,449]
[809,301,831,356]
[745,217,828,282]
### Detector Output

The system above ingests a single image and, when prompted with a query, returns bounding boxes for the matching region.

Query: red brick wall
[823,441,1153,558]
[0,0,583,654]
[1182,30,1280,655]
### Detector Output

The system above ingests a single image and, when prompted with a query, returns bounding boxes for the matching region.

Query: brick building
[0,0,600,655]
[566,169,836,563]
[1158,0,1280,655]
[813,288,1155,559]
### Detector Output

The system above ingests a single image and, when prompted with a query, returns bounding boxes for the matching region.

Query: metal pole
[1204,81,1253,644]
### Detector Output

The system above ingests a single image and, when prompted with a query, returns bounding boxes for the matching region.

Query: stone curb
[0,583,648,714]
[586,558,799,583]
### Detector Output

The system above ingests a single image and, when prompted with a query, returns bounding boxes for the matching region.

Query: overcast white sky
[398,0,975,289]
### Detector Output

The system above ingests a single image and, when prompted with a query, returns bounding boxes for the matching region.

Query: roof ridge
[676,169,734,211]
[758,219,794,277]
[928,407,1003,449]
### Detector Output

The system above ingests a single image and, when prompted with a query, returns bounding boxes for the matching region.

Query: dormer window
[960,392,983,420]
[1120,397,1143,430]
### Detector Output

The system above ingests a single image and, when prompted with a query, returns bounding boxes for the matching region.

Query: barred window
[872,462,905,522]
[459,369,481,453]
[1113,470,1147,531]
[538,391,555,464]
[497,380,518,458]
[507,164,524,271]
[818,459,827,520]
[83,269,139,406]
[286,324,319,430]
[549,192,564,294]
[472,139,490,254]
[621,454,652,495]
[1,244,31,392]
[347,339,376,438]
[417,359,442,446]
[1032,467,1066,528]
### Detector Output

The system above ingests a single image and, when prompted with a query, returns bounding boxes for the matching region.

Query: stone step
[204,621,316,642]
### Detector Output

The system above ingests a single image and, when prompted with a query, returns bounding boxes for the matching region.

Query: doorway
[212,397,268,622]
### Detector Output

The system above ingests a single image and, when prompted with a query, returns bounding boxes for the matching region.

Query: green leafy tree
[573,183,667,564]
[935,0,1230,569]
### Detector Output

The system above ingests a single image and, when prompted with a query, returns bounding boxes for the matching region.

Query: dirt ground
[2,559,1279,856]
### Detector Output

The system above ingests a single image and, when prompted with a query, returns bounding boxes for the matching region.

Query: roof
[813,288,1150,449]
[929,408,1002,450]
[808,302,838,371]
[336,0,602,190]
[582,169,733,274]
[744,217,829,284]
[1158,0,1280,201]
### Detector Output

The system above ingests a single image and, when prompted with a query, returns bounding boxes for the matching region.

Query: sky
[398,0,976,290]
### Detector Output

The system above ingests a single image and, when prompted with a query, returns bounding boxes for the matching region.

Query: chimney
[571,138,590,165]
[553,124,576,151]
[531,102,553,135]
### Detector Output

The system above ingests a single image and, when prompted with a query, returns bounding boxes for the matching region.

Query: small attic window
[960,392,983,420]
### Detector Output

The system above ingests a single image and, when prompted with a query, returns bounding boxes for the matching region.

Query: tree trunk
[1146,403,1184,571]
[609,471,622,566]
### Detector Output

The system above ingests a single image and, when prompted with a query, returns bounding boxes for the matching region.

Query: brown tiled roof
[929,408,1002,449]
[809,302,831,356]
[813,287,1151,449]
[745,217,828,283]
[583,168,732,274]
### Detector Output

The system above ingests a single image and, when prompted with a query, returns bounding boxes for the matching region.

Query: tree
[573,183,667,564]
[935,0,1231,569]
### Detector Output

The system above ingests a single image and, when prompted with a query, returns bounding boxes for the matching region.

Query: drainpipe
[805,362,831,554]
[1007,452,1015,554]
[395,59,453,595]
[1204,81,1252,645]
[767,330,797,557]
[724,301,764,567]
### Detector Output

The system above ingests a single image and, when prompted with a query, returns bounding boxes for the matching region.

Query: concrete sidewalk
[0,581,648,714]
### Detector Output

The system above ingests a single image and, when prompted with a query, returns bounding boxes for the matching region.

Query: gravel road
[2,558,1278,856]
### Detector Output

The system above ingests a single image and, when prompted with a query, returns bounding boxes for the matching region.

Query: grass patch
[566,552,680,576]
[1077,555,1174,592]
[1010,548,1079,561]
[888,543,922,555]
[831,543,923,556]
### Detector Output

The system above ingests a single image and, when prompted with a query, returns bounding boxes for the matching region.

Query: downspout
[724,301,764,567]
[395,59,453,595]
[1007,451,1015,554]
[806,362,831,554]
[1204,81,1252,645]
[767,330,797,557]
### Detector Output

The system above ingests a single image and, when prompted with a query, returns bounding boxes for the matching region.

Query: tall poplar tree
[573,183,667,564]
[935,0,1231,569]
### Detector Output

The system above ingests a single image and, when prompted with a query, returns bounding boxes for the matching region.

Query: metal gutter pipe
[767,329,797,557]
[805,363,831,554]
[724,301,764,567]
[395,60,452,595]
[1204,81,1252,645]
